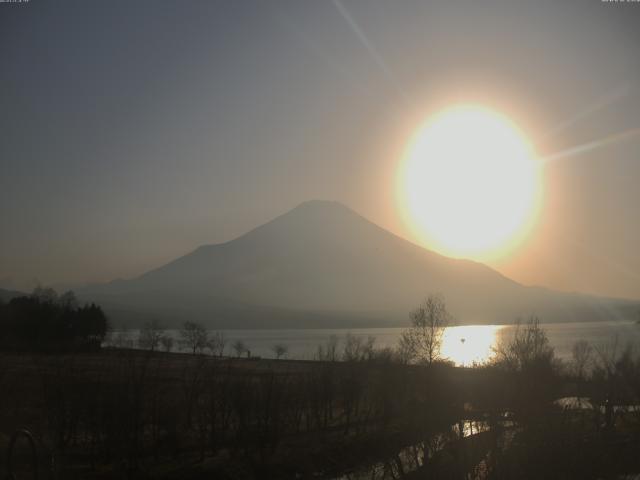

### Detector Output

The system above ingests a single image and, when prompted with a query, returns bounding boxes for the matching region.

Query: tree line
[114,293,453,363]
[0,287,108,352]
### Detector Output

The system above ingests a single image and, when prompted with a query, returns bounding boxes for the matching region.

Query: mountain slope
[80,201,638,327]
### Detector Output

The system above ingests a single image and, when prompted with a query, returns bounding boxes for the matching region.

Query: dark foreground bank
[0,345,639,480]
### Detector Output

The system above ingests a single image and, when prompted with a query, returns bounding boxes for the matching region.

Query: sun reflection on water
[440,325,504,366]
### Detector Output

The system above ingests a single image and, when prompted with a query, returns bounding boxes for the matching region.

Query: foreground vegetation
[0,292,639,479]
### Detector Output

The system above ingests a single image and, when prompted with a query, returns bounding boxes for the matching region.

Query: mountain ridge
[79,200,638,328]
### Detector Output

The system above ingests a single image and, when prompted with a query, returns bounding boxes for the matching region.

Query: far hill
[79,201,638,328]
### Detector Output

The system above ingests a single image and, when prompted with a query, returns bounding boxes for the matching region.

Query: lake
[136,320,640,366]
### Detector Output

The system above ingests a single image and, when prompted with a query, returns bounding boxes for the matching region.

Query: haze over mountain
[79,201,637,328]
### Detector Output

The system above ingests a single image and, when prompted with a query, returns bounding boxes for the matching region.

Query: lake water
[127,320,640,366]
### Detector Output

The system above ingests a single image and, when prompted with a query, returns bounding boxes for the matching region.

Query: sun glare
[398,106,542,260]
[440,325,503,366]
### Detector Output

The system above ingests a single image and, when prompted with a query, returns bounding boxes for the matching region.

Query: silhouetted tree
[179,321,208,354]
[232,339,246,358]
[493,316,559,422]
[207,331,226,357]
[571,339,593,380]
[316,334,339,361]
[160,335,174,353]
[342,334,376,362]
[494,316,554,373]
[138,320,164,352]
[343,333,363,362]
[111,327,134,349]
[399,294,451,365]
[590,338,640,433]
[272,343,288,359]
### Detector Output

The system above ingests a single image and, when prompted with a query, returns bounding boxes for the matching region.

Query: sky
[1,0,640,300]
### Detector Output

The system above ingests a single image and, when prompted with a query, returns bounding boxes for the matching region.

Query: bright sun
[398,105,542,260]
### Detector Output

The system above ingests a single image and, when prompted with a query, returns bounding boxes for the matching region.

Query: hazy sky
[2,0,640,299]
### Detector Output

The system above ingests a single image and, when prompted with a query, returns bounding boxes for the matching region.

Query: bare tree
[110,325,134,349]
[316,335,340,362]
[272,343,288,359]
[340,334,376,362]
[571,340,593,380]
[591,338,640,430]
[494,316,554,372]
[396,333,415,365]
[363,335,376,361]
[232,339,246,358]
[160,335,174,353]
[138,320,165,352]
[343,333,364,362]
[399,294,451,365]
[180,321,208,354]
[207,331,226,357]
